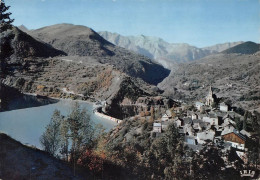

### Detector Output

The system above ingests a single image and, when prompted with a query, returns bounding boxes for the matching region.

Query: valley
[159,46,260,112]
[0,9,259,179]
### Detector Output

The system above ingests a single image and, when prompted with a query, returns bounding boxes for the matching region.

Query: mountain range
[1,24,170,119]
[159,42,260,112]
[2,24,259,113]
[18,25,244,67]
[24,24,169,85]
[99,31,243,67]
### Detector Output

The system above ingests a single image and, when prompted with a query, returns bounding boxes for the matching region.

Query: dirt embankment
[0,133,86,179]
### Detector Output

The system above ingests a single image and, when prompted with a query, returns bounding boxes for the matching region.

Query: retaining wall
[94,111,123,124]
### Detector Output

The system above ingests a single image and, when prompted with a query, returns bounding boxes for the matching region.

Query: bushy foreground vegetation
[40,102,105,174]
[41,105,260,179]
[103,118,243,180]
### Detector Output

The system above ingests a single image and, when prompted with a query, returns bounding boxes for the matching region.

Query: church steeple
[205,86,215,106]
[209,86,213,96]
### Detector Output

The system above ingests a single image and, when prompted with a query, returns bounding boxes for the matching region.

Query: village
[152,87,256,168]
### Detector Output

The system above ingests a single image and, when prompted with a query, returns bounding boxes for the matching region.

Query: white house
[195,102,204,110]
[191,114,198,120]
[153,123,162,133]
[174,117,183,128]
[220,102,228,112]
[161,113,171,121]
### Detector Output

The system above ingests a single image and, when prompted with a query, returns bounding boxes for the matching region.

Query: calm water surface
[0,98,116,148]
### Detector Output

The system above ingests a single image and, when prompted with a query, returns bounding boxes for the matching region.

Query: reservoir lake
[0,97,117,148]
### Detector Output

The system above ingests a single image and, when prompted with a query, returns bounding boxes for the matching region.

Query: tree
[192,143,226,179]
[40,109,62,156]
[0,0,14,110]
[0,0,14,33]
[59,118,70,161]
[149,106,155,122]
[234,116,243,131]
[67,102,94,164]
[243,111,248,130]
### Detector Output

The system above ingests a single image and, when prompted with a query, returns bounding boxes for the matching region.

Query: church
[205,86,217,106]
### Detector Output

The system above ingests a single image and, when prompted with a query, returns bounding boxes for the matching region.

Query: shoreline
[23,92,95,105]
[4,92,123,124]
[94,111,123,124]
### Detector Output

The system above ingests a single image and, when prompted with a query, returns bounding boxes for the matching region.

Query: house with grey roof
[221,124,236,136]
[221,117,236,127]
[240,129,251,138]
[183,117,192,125]
[196,130,215,144]
[202,114,219,126]
[193,120,211,132]
[183,124,195,136]
[185,136,197,145]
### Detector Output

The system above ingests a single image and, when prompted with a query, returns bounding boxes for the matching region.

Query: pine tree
[0,0,14,33]
[0,0,14,110]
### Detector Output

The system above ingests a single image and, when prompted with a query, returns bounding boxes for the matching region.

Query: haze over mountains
[203,41,244,52]
[99,31,243,67]
[4,24,259,113]
[19,24,244,67]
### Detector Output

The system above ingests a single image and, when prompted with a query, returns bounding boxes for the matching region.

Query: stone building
[205,86,216,106]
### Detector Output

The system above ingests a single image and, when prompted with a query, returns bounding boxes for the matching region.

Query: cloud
[41,0,46,2]
[112,0,116,2]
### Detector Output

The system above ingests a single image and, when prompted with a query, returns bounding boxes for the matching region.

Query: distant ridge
[99,31,247,67]
[99,31,214,65]
[222,41,260,54]
[203,41,243,52]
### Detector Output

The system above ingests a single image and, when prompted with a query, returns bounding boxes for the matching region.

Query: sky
[6,0,260,47]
